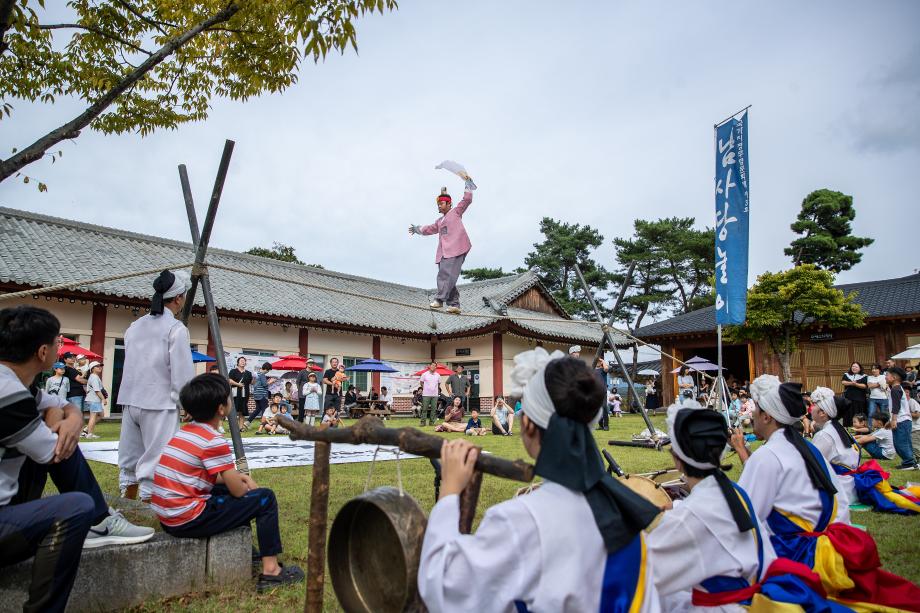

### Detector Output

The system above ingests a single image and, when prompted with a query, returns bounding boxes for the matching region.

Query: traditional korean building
[0,206,623,415]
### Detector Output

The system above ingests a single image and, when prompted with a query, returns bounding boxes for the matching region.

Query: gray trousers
[436,253,466,307]
[118,405,179,499]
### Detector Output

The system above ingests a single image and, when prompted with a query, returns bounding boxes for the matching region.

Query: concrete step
[0,526,251,612]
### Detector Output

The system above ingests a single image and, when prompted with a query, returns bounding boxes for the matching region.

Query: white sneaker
[430,301,443,309]
[85,433,100,439]
[84,509,155,548]
[446,306,461,314]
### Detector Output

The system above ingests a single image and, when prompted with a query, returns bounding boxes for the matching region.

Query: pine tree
[784,189,874,272]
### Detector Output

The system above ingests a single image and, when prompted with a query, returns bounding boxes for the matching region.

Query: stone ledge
[0,526,251,613]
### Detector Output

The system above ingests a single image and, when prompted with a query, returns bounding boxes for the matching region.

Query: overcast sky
[2,1,918,322]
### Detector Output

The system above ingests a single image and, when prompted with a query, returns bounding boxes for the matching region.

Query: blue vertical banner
[714,111,750,325]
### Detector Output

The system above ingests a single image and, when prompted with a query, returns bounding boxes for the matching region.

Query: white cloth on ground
[737,428,850,535]
[647,476,777,613]
[418,481,661,613]
[117,405,179,499]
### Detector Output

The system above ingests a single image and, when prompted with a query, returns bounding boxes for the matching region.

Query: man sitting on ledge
[0,306,154,613]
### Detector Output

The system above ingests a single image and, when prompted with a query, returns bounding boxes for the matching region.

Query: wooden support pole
[458,470,483,534]
[305,440,331,613]
[278,415,534,483]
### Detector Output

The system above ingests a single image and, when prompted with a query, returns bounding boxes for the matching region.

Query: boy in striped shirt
[151,373,303,592]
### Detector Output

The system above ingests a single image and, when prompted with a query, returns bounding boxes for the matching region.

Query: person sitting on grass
[256,403,281,435]
[271,391,290,413]
[611,393,623,418]
[855,412,896,460]
[322,406,343,428]
[464,409,487,436]
[851,413,870,436]
[435,396,467,433]
[150,373,304,593]
[490,396,514,436]
[276,405,290,435]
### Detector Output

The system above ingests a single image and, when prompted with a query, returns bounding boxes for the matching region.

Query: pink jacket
[419,190,473,263]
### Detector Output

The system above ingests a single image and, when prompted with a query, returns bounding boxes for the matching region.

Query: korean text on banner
[714,111,750,325]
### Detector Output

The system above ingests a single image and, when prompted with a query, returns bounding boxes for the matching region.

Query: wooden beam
[298,327,310,357]
[492,333,503,397]
[372,335,381,390]
[90,303,106,358]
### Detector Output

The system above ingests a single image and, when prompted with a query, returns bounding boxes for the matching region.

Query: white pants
[118,405,179,498]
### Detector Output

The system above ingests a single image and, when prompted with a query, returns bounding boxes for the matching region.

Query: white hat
[569,345,582,355]
[811,387,837,418]
[86,361,102,370]
[749,375,805,426]
[162,269,192,299]
[76,354,85,359]
[510,347,603,429]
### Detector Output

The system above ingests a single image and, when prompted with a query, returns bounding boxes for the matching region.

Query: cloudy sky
[2,1,918,318]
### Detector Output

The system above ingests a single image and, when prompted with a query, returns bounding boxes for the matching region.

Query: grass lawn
[73,415,919,612]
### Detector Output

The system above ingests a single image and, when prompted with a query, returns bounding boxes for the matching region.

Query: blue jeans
[247,397,269,423]
[892,420,917,467]
[862,440,888,460]
[867,397,888,420]
[67,395,84,410]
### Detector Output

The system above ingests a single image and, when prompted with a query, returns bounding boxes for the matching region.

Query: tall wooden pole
[305,440,331,613]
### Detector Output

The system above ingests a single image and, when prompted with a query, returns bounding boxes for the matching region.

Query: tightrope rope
[0,263,195,302]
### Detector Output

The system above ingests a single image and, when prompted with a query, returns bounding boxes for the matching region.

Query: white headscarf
[509,347,603,429]
[666,399,720,470]
[749,374,798,425]
[163,269,192,299]
[811,386,836,418]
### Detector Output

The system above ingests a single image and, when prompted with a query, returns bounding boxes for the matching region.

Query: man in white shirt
[886,367,918,470]
[117,269,196,501]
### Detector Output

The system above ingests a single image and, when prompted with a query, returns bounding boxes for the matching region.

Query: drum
[616,474,672,509]
[328,487,428,613]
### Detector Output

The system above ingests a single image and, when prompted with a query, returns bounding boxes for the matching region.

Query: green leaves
[461,267,511,282]
[784,189,874,273]
[246,241,305,265]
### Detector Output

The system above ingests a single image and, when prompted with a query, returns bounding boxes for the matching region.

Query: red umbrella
[59,338,101,360]
[270,355,322,371]
[412,364,455,376]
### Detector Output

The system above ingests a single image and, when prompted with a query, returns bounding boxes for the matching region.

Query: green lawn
[73,415,919,612]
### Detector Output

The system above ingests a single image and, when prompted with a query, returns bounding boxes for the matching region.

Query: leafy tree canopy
[523,217,612,319]
[0,0,398,186]
[784,189,874,272]
[246,241,308,265]
[461,267,512,282]
[724,264,866,380]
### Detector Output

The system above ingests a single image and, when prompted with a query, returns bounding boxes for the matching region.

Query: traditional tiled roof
[634,272,920,339]
[0,206,619,344]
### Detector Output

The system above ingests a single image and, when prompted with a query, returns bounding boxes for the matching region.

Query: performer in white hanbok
[809,387,860,506]
[117,269,196,501]
[418,348,662,613]
[647,400,776,612]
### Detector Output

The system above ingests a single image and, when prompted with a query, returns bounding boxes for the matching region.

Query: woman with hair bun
[418,348,663,612]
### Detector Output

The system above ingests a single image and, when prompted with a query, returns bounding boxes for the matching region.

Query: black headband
[151,269,175,315]
[778,382,806,419]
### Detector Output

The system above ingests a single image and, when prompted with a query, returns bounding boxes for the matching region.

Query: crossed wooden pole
[176,139,248,471]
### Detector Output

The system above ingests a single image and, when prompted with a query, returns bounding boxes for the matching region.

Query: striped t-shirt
[150,422,235,527]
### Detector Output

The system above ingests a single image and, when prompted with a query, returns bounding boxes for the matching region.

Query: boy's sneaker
[84,509,155,548]
[257,564,305,593]
[429,301,443,309]
[446,306,461,314]
[85,433,100,439]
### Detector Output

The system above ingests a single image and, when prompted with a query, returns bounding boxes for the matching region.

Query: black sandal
[256,563,305,593]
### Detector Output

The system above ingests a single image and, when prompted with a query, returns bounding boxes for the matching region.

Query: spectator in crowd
[800,391,815,437]
[256,403,283,435]
[435,396,467,433]
[851,413,870,435]
[911,393,920,465]
[465,409,487,436]
[271,391,290,413]
[886,367,918,470]
[568,345,581,358]
[738,390,754,429]
[592,357,610,431]
[322,358,341,409]
[856,412,895,460]
[446,365,470,408]
[379,386,391,409]
[322,406,343,428]
[904,364,916,394]
[368,386,380,401]
[841,361,868,426]
[276,405,291,434]
[490,396,514,435]
[246,362,273,427]
[645,378,659,413]
[117,269,196,501]
[412,384,423,418]
[61,351,87,412]
[728,390,742,426]
[419,362,441,427]
[44,361,70,400]
[208,364,220,374]
[343,386,359,417]
[867,363,889,420]
[611,393,623,418]
[75,354,90,377]
[83,361,106,439]
[295,358,316,422]
[677,366,695,405]
[300,372,321,426]
[228,356,253,430]
[283,381,297,410]
[883,358,895,372]
[1,306,154,612]
[150,373,304,592]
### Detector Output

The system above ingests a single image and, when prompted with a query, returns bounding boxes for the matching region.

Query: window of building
[343,357,369,392]
[241,348,278,358]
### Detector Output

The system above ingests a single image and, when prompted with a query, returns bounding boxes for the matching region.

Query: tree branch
[0,0,16,56]
[112,0,177,35]
[38,23,153,55]
[0,3,241,183]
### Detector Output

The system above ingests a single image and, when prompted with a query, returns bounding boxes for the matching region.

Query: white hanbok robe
[737,429,850,536]
[418,481,661,613]
[646,476,776,612]
[812,425,860,505]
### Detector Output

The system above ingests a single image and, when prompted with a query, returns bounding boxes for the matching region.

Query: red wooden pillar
[299,328,310,357]
[90,304,106,358]
[430,336,437,362]
[492,333,503,397]
[372,336,381,390]
[206,324,215,358]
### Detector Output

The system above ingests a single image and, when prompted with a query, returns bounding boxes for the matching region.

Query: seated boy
[271,392,291,413]
[851,413,870,435]
[855,412,896,460]
[322,406,343,428]
[257,403,281,435]
[151,374,304,592]
[464,409,487,436]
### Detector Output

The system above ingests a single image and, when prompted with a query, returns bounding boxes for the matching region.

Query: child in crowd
[855,412,896,460]
[301,372,322,426]
[611,393,623,417]
[490,396,514,435]
[44,361,70,399]
[272,391,291,413]
[257,403,283,435]
[83,361,106,439]
[322,406,343,428]
[332,365,349,394]
[738,391,754,429]
[150,373,304,592]
[276,405,290,435]
[801,391,815,437]
[464,409,487,436]
[852,413,870,435]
